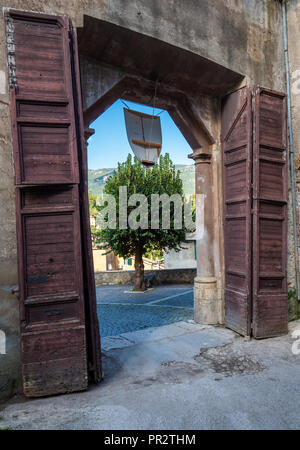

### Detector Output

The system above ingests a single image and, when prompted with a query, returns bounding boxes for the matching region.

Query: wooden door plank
[221,87,252,336]
[252,87,288,338]
[6,10,91,396]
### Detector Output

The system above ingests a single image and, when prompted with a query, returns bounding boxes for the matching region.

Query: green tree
[88,191,100,245]
[89,191,98,217]
[96,153,190,291]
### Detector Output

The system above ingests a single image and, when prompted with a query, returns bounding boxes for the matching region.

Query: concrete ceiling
[77,15,244,97]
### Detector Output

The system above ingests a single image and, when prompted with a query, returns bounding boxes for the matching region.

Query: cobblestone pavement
[96,284,193,337]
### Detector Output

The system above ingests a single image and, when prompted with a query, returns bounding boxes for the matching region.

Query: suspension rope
[149,78,159,144]
[121,99,130,110]
[156,109,166,116]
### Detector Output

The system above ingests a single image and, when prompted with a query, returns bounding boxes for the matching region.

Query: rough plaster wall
[80,58,124,112]
[286,0,300,318]
[188,93,219,146]
[75,0,284,90]
[0,0,288,392]
[1,0,285,88]
[0,5,20,399]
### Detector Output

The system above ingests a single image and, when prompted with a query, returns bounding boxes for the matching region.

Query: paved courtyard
[96,284,194,337]
[1,319,300,430]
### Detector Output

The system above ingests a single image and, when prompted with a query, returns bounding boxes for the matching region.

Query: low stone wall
[94,268,197,286]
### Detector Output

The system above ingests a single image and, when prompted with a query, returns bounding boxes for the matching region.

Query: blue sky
[87,99,193,169]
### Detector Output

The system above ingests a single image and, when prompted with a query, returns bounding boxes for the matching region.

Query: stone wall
[94,268,196,286]
[285,0,300,319]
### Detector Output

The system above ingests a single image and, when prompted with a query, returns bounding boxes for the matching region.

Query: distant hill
[88,168,116,196]
[88,164,195,197]
[175,164,195,196]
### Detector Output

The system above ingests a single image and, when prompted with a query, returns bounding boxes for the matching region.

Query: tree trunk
[134,246,145,291]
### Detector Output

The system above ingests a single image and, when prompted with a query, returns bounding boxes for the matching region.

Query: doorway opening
[86,97,197,338]
[9,9,288,399]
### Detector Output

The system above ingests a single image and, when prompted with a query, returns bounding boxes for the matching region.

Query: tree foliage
[94,153,191,290]
[88,191,100,244]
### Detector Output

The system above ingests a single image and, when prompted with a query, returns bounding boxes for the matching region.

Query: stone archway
[80,69,223,326]
[75,14,245,328]
[2,6,288,400]
[5,8,256,398]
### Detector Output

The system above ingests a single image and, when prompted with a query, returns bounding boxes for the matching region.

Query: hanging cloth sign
[124,108,162,168]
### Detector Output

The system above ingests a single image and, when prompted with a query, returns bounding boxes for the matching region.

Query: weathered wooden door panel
[6,10,101,396]
[69,23,102,383]
[16,184,87,396]
[221,87,252,336]
[8,10,79,185]
[222,87,288,338]
[252,88,288,338]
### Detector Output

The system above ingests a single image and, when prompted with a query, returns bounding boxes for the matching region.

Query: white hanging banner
[124,108,162,168]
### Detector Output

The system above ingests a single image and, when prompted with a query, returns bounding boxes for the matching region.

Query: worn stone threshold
[101,320,229,351]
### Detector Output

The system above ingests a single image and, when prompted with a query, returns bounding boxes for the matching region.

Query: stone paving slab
[103,322,236,379]
[101,335,136,351]
[102,320,209,351]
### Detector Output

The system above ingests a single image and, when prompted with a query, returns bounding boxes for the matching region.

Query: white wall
[164,242,197,269]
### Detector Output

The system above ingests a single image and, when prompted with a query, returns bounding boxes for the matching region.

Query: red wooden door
[221,87,252,336]
[6,9,101,396]
[222,87,288,338]
[252,88,288,338]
